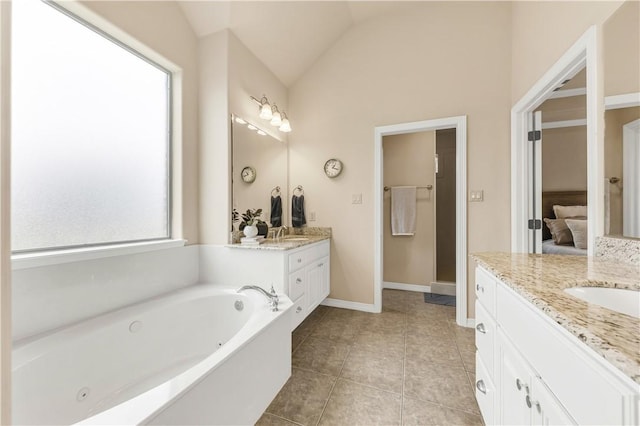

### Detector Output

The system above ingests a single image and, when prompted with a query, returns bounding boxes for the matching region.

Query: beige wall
[511,1,623,104]
[289,2,512,316]
[537,95,586,122]
[604,0,640,96]
[542,126,588,191]
[383,132,435,286]
[605,107,640,235]
[81,1,200,245]
[199,31,289,244]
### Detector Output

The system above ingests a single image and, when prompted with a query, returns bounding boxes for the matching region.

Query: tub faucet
[237,285,279,312]
[275,226,288,240]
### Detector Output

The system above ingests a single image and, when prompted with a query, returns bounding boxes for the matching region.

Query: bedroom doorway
[374,116,468,327]
[511,26,599,256]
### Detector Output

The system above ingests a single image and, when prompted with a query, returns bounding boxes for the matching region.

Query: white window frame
[11,0,186,269]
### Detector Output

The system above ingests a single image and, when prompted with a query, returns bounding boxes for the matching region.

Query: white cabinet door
[318,256,330,299]
[305,262,322,311]
[531,376,576,426]
[499,332,533,426]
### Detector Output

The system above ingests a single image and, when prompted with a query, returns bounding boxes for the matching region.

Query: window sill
[11,239,187,270]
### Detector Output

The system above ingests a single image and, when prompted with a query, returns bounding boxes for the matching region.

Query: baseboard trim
[321,298,380,313]
[465,318,475,328]
[383,281,431,293]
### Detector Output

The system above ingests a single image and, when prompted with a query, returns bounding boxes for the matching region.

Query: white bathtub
[12,284,293,425]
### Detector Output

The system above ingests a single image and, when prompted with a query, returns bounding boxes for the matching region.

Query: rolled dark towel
[291,194,306,228]
[270,195,282,227]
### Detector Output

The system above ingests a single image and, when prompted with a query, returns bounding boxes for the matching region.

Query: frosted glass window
[11,0,171,252]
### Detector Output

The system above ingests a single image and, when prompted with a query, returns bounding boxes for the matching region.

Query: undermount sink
[564,286,640,318]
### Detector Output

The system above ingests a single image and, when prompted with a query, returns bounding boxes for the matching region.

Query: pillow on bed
[553,205,587,219]
[543,218,574,245]
[565,219,588,249]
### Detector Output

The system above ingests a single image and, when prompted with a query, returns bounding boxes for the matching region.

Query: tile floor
[257,289,483,426]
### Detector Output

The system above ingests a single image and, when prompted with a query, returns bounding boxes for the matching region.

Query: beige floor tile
[256,413,302,426]
[319,379,402,426]
[405,342,464,372]
[266,368,336,426]
[402,396,483,426]
[359,311,407,335]
[310,317,361,343]
[292,337,350,376]
[459,348,476,373]
[404,364,480,414]
[353,330,406,359]
[292,329,309,353]
[340,346,404,393]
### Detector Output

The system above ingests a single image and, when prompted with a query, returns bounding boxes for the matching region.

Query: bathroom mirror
[231,116,288,235]
[603,0,640,239]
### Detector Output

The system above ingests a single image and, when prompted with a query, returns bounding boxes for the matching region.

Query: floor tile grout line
[263,412,306,426]
[314,336,354,426]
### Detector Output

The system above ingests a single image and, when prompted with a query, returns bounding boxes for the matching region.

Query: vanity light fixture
[258,95,272,120]
[247,124,257,131]
[250,94,292,133]
[270,104,282,127]
[279,112,292,133]
[257,130,267,136]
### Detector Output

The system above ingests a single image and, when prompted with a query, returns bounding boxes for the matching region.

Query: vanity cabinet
[211,240,330,331]
[287,244,330,330]
[475,266,638,426]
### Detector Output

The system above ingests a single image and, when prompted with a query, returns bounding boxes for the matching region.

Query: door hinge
[528,130,541,142]
[528,219,542,230]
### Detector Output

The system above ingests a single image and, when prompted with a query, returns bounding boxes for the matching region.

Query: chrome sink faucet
[275,225,288,240]
[237,285,279,312]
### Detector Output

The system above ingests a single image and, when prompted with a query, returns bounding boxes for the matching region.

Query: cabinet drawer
[291,295,307,331]
[475,300,495,377]
[475,354,495,426]
[288,269,306,301]
[475,266,496,315]
[288,249,309,272]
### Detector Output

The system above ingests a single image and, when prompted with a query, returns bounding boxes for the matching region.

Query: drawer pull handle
[297,258,302,263]
[476,380,487,394]
[318,263,324,267]
[296,306,303,313]
[476,323,486,334]
[516,378,523,391]
[296,278,302,283]
[525,395,541,412]
[476,284,484,293]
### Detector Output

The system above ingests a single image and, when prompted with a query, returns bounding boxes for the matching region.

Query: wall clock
[324,158,343,178]
[241,166,257,183]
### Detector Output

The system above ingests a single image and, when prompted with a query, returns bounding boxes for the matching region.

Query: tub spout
[237,285,279,312]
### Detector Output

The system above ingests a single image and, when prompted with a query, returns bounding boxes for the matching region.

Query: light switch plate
[309,211,316,221]
[470,190,484,202]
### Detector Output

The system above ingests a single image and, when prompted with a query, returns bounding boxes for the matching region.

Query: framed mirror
[231,115,288,238]
[603,0,640,239]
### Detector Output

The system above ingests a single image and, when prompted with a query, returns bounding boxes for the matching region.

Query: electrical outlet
[470,190,484,202]
[352,193,362,204]
[309,211,316,221]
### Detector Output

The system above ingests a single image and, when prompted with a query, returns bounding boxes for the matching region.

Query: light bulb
[257,130,267,136]
[234,117,247,124]
[247,124,257,131]
[279,118,292,133]
[259,96,272,120]
[270,110,282,127]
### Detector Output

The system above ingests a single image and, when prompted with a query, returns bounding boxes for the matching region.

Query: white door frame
[0,1,11,423]
[623,119,640,237]
[374,116,468,327]
[511,26,600,256]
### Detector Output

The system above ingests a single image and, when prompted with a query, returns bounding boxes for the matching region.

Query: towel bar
[384,185,432,191]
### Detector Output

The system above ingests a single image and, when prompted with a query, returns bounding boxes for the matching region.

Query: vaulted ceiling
[177,1,418,87]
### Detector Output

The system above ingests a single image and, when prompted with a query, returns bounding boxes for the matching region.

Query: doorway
[374,116,468,327]
[511,26,599,256]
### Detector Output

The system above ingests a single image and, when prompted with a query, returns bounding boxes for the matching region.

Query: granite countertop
[227,227,332,251]
[472,252,640,384]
